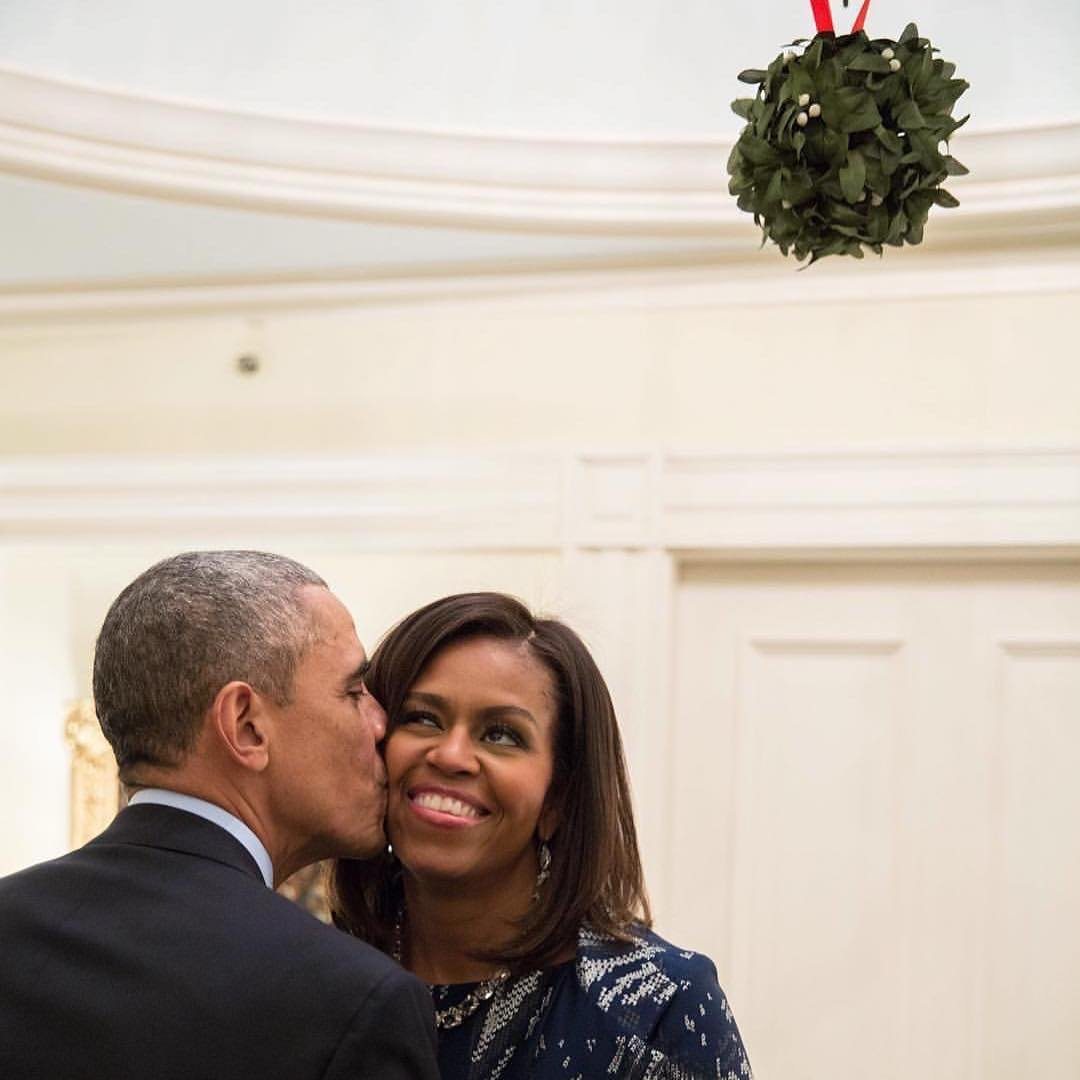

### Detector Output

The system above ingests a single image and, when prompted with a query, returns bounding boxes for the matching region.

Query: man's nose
[366,694,388,741]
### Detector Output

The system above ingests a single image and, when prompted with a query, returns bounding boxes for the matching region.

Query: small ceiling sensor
[235,353,260,375]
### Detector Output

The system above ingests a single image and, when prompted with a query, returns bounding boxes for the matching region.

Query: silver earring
[533,840,551,900]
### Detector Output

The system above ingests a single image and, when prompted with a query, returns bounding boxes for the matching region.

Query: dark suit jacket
[0,803,439,1080]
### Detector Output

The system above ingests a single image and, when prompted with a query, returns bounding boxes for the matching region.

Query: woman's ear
[208,681,270,773]
[538,799,560,843]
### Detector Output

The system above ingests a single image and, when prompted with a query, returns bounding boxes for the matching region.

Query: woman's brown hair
[328,591,651,972]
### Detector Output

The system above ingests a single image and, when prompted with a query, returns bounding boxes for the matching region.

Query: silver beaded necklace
[392,907,511,1030]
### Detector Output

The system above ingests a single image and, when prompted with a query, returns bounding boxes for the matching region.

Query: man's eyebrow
[343,658,370,686]
[404,690,538,726]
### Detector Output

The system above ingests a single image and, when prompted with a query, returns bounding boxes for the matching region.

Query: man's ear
[208,681,271,773]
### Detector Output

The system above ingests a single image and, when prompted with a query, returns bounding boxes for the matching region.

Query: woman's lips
[406,787,489,827]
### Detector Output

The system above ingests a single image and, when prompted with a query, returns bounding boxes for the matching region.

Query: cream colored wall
[2,285,1079,874]
[0,547,79,872]
[3,289,1080,456]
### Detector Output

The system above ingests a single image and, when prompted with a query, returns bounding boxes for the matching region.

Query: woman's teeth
[412,792,483,819]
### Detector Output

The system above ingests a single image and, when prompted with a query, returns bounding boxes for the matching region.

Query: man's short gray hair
[92,550,327,779]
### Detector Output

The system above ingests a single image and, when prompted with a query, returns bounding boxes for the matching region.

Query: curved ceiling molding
[3,248,1079,324]
[1,65,1079,236]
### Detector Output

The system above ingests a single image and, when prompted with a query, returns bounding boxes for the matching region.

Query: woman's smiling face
[384,635,559,896]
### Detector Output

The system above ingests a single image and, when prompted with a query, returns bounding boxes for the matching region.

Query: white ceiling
[3,0,1076,134]
[1,0,1078,290]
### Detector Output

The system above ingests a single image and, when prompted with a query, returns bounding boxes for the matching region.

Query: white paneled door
[667,562,1080,1080]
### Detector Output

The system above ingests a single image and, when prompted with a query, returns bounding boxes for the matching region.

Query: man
[0,551,439,1080]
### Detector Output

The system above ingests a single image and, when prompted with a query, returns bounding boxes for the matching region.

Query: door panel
[668,563,1080,1080]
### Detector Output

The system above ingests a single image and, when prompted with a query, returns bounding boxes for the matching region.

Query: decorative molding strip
[749,638,904,655]
[2,245,1080,324]
[999,640,1080,658]
[3,448,1078,552]
[1,65,1078,237]
[656,447,1080,551]
[0,455,564,547]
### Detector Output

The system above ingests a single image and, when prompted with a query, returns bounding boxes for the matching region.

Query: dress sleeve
[321,966,439,1080]
[652,951,752,1080]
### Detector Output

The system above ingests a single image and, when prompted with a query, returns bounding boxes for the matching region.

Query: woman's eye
[484,724,525,748]
[398,710,440,729]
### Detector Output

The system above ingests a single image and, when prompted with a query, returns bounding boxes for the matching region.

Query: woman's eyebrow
[405,690,537,726]
[405,690,446,707]
[481,705,537,727]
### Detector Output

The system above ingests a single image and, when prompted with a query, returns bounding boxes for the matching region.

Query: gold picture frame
[64,700,121,849]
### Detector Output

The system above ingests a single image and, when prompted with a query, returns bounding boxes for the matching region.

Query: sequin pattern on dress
[428,926,752,1080]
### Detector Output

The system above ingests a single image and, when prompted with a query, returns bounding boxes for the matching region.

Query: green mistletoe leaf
[894,98,928,130]
[847,53,893,74]
[840,98,882,132]
[838,151,867,203]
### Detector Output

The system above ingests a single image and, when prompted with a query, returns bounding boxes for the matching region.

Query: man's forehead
[311,589,370,661]
[299,585,356,631]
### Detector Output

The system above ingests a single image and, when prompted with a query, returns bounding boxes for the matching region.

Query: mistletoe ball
[727,24,969,263]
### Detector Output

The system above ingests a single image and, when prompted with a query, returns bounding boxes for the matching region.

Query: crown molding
[0,454,565,548]
[1,243,1078,325]
[1,65,1078,238]
[3,448,1078,553]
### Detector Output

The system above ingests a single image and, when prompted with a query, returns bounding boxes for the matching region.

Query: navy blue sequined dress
[430,926,752,1080]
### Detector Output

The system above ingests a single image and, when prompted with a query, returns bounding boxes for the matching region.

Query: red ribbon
[809,0,871,34]
[809,0,834,33]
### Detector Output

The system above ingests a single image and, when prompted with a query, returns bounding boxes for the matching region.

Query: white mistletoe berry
[808,103,821,118]
[796,111,809,127]
[871,193,884,207]
[782,199,793,209]
[798,93,810,107]
[881,47,895,60]
[889,58,902,72]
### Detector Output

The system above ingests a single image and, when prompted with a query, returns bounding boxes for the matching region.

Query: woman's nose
[425,727,478,774]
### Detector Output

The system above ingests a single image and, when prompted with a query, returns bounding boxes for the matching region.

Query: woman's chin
[402,859,482,888]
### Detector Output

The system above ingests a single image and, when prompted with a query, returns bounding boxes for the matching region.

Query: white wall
[0,548,78,871]
[2,282,1079,874]
[4,289,1080,457]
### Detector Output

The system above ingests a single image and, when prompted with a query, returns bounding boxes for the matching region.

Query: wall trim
[1,65,1078,238]
[2,244,1079,325]
[3,448,1078,552]
[0,454,565,548]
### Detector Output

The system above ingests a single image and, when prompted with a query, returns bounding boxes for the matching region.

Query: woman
[330,593,751,1079]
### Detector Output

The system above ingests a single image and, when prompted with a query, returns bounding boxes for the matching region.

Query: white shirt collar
[127,788,275,888]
